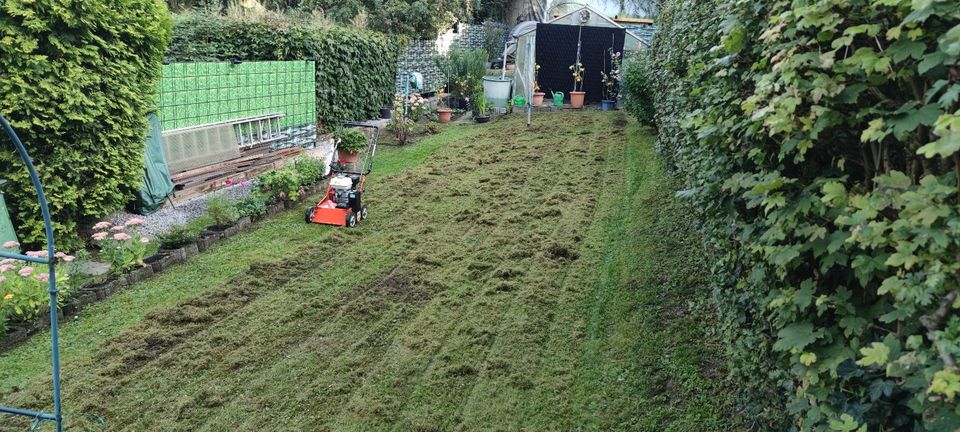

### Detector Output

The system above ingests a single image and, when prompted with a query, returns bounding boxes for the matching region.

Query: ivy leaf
[774,323,820,352]
[868,379,896,401]
[856,342,891,367]
[918,51,949,75]
[887,104,943,139]
[829,414,863,432]
[887,39,925,62]
[928,370,960,401]
[800,352,817,366]
[917,132,960,158]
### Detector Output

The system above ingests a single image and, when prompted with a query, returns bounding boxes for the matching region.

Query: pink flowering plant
[90,219,150,276]
[0,242,75,326]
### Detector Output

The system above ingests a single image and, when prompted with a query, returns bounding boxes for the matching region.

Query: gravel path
[108,181,256,238]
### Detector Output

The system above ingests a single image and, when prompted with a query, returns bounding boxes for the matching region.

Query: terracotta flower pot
[532,92,545,107]
[437,108,453,124]
[338,149,359,163]
[569,91,586,109]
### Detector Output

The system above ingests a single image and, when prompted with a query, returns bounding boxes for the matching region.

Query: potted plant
[532,64,545,106]
[569,61,586,108]
[600,49,622,111]
[337,128,368,163]
[473,91,491,123]
[436,88,453,124]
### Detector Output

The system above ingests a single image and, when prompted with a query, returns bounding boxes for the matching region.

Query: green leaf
[917,132,960,158]
[774,323,820,352]
[929,370,960,401]
[856,342,891,367]
[829,414,862,432]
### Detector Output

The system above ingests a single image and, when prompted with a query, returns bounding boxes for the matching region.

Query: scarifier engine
[305,122,378,227]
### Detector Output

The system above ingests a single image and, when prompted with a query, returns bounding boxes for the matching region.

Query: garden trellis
[0,115,64,431]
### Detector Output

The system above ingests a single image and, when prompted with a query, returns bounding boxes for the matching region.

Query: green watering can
[552,91,564,107]
[513,95,526,106]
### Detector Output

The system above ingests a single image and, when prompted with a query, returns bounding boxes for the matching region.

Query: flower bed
[0,159,330,351]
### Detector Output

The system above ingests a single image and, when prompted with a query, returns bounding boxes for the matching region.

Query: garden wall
[395,22,508,93]
[158,61,317,149]
[631,0,960,429]
[166,14,403,128]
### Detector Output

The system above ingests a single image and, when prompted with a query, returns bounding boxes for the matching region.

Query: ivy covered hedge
[633,0,960,429]
[166,14,404,127]
[0,0,172,249]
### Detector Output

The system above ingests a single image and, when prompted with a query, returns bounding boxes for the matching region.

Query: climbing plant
[629,0,960,429]
[0,0,172,249]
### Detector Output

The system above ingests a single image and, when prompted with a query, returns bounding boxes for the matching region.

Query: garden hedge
[0,0,172,249]
[166,14,404,129]
[629,0,960,429]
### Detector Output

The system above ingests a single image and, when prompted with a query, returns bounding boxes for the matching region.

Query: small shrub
[0,242,75,329]
[233,196,267,220]
[205,196,239,228]
[157,225,197,250]
[89,220,149,276]
[257,168,303,203]
[472,91,489,117]
[338,129,369,154]
[294,157,326,186]
[621,51,654,127]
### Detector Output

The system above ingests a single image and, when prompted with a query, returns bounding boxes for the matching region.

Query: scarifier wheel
[360,206,368,221]
[305,207,315,223]
[346,213,357,228]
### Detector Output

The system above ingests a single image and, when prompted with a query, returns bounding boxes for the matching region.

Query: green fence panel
[157,61,316,131]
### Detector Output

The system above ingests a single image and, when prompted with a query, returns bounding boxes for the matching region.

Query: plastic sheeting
[131,113,175,215]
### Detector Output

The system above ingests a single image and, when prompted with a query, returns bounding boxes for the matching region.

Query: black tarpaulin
[535,23,625,104]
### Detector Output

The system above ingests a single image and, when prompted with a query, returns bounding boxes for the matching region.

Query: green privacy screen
[158,61,316,131]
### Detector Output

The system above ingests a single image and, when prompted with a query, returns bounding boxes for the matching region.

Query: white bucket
[483,76,512,109]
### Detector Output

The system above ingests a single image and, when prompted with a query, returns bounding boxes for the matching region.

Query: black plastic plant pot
[475,115,491,124]
[380,106,392,119]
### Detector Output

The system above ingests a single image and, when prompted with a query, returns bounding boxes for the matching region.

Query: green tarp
[131,113,174,215]
[0,179,18,252]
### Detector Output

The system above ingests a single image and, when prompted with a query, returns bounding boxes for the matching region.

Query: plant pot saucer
[474,115,491,123]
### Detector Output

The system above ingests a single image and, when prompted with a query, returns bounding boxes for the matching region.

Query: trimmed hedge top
[166,14,404,128]
[0,0,172,249]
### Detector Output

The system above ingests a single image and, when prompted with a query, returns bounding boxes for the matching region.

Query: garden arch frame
[0,114,64,432]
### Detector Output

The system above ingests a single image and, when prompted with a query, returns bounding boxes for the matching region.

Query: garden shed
[508,4,647,104]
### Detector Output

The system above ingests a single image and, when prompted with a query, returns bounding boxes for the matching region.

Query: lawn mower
[305,121,378,227]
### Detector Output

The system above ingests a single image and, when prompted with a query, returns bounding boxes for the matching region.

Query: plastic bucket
[483,76,512,109]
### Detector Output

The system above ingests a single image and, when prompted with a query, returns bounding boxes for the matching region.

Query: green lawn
[0,112,734,431]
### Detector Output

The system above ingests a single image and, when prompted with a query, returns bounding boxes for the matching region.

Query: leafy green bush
[166,13,403,127]
[0,0,172,249]
[293,157,326,185]
[435,48,488,97]
[647,0,960,429]
[205,196,239,228]
[233,196,267,220]
[337,129,369,154]
[257,168,303,204]
[157,225,197,250]
[621,52,655,127]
